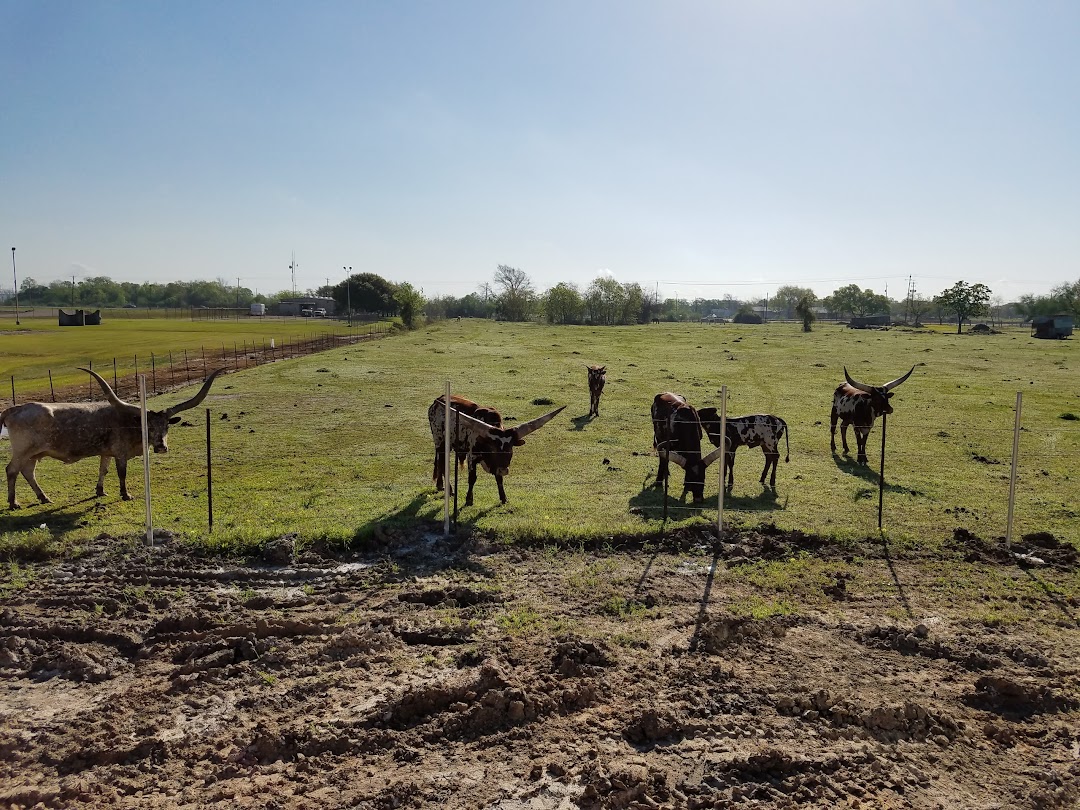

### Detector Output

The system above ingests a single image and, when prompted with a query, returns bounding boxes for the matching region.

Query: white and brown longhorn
[698,410,790,489]
[429,395,565,506]
[831,366,914,464]
[586,365,606,418]
[2,367,225,508]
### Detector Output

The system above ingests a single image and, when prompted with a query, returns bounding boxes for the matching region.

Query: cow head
[80,367,225,453]
[696,407,730,451]
[449,403,565,477]
[586,365,606,387]
[842,366,914,416]
[664,445,725,501]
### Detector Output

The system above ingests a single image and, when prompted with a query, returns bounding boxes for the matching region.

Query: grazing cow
[698,410,790,489]
[429,395,565,506]
[586,365,606,418]
[2,367,224,508]
[831,366,914,464]
[651,393,723,501]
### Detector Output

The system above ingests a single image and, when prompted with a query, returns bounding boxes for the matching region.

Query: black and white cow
[429,395,565,506]
[831,366,914,464]
[651,392,722,501]
[698,410,789,489]
[586,365,606,418]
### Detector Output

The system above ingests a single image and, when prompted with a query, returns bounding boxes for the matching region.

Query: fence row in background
[6,322,390,405]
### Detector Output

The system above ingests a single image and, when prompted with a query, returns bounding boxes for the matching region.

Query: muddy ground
[1,527,1078,809]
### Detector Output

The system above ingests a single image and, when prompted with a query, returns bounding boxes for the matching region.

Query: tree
[795,296,816,332]
[332,272,397,316]
[544,283,584,324]
[493,265,535,321]
[773,286,817,319]
[826,284,889,320]
[394,282,425,329]
[907,295,932,327]
[934,281,991,334]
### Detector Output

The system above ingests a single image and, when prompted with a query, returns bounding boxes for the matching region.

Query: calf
[586,365,606,417]
[3,367,224,508]
[651,392,722,501]
[429,395,564,506]
[831,366,914,464]
[698,410,789,489]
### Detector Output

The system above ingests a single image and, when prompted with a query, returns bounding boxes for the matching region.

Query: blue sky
[3,1,1078,303]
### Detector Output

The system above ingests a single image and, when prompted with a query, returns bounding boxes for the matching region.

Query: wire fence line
[5,322,391,406]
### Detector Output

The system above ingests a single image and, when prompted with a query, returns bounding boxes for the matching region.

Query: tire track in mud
[1,532,1079,809]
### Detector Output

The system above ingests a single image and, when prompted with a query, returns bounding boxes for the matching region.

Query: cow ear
[513,437,526,447]
[169,416,182,424]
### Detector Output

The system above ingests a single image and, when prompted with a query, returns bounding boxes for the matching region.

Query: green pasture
[1,318,1077,555]
[2,314,360,396]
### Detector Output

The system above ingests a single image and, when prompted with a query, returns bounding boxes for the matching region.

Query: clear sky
[3,1,1078,304]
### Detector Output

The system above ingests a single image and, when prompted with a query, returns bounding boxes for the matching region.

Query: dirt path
[1,529,1078,809]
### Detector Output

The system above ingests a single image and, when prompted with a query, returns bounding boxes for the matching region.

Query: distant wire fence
[5,321,391,406]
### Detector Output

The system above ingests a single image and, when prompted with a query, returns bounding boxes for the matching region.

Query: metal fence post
[717,385,727,537]
[1006,392,1022,546]
[444,381,451,537]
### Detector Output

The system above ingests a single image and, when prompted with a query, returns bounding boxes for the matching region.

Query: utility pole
[344,266,352,327]
[289,252,298,295]
[71,275,76,307]
[10,248,18,326]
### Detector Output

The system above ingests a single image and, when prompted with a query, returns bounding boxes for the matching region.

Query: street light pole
[10,248,18,326]
[343,266,352,327]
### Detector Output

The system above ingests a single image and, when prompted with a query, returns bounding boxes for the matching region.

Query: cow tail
[781,417,790,463]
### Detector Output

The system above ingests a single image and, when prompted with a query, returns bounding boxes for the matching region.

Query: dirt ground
[1,527,1078,809]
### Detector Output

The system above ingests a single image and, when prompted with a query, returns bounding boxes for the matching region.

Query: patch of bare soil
[1,528,1078,809]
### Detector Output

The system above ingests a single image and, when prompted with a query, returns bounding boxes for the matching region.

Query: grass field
[1,317,1077,555]
[2,314,356,397]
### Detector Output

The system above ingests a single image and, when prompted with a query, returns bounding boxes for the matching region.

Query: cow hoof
[9,503,20,510]
[121,494,134,501]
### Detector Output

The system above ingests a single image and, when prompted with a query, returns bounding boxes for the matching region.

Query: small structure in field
[58,309,101,326]
[848,314,891,329]
[1030,315,1073,340]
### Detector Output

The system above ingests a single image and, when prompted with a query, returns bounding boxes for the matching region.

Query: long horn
[702,446,725,467]
[843,367,873,393]
[78,367,136,411]
[514,405,566,440]
[444,403,500,440]
[164,368,226,416]
[666,450,688,469]
[883,365,915,392]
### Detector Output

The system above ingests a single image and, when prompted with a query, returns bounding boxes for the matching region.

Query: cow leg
[725,450,735,489]
[854,428,869,464]
[6,459,19,509]
[115,458,133,500]
[495,474,507,504]
[839,420,851,454]
[432,445,444,490]
[465,459,478,507]
[19,458,51,506]
[830,406,839,452]
[764,450,780,487]
[654,454,669,488]
[96,456,110,497]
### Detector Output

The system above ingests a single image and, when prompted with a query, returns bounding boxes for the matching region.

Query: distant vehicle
[123,303,138,308]
[313,308,327,317]
[300,309,313,317]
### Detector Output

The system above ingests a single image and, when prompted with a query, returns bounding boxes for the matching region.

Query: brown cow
[831,366,914,464]
[2,368,225,508]
[651,392,723,502]
[428,395,564,506]
[586,365,606,418]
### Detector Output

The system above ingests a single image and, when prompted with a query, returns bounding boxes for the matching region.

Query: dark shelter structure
[58,309,102,326]
[1030,315,1073,339]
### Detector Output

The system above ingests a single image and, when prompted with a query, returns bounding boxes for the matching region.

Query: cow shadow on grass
[1,500,90,560]
[568,414,596,431]
[832,453,926,497]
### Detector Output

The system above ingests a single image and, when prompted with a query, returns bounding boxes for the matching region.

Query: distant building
[848,314,892,329]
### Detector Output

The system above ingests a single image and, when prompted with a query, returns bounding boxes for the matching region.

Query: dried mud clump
[949,528,1078,569]
[967,675,1079,717]
[696,615,787,653]
[397,586,499,608]
[579,761,673,808]
[552,636,612,676]
[856,625,997,670]
[27,642,127,682]
[624,707,687,745]
[775,689,962,743]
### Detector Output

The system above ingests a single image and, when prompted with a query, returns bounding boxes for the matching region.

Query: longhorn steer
[2,367,224,509]
[831,366,914,464]
[651,392,722,501]
[428,395,565,506]
[698,410,790,489]
[586,365,606,418]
